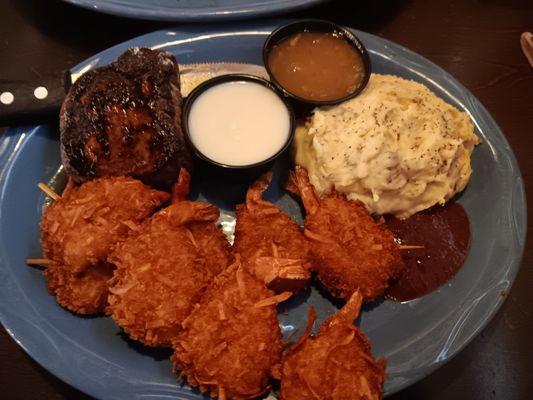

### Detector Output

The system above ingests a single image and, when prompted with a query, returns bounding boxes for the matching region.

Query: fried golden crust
[234,173,312,293]
[44,262,114,315]
[293,167,405,301]
[40,176,170,274]
[107,201,230,347]
[280,291,386,400]
[40,177,168,314]
[305,194,405,300]
[188,222,231,277]
[172,261,283,400]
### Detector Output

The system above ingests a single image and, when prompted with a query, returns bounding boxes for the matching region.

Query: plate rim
[61,0,330,21]
[0,20,527,399]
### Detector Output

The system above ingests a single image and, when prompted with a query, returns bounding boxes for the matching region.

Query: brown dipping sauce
[268,32,366,102]
[385,202,471,302]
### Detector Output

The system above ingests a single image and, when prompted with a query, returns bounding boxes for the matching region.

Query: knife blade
[0,62,268,127]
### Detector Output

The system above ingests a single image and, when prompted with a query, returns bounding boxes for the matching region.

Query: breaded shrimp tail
[245,171,276,212]
[171,168,192,203]
[166,168,219,226]
[280,291,386,400]
[289,166,320,215]
[163,201,220,226]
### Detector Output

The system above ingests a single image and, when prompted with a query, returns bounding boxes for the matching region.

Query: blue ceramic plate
[62,0,329,21]
[0,20,526,399]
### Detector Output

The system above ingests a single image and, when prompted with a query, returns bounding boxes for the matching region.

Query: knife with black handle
[0,71,72,126]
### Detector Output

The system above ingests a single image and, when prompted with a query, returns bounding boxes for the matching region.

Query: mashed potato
[295,74,480,219]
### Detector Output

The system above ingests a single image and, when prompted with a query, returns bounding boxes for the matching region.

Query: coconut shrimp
[233,172,312,293]
[172,257,289,400]
[280,290,386,400]
[290,166,405,301]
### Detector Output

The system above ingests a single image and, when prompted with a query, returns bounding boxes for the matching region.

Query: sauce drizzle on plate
[385,202,471,302]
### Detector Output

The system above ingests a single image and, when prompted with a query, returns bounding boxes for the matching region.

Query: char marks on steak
[60,47,191,187]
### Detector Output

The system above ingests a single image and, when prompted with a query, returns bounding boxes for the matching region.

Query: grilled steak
[60,47,191,187]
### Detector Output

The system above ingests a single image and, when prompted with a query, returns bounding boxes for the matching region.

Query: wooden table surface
[1,0,532,399]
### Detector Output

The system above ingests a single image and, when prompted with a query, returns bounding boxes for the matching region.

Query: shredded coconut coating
[172,261,282,399]
[292,167,405,301]
[280,291,386,400]
[40,176,169,314]
[234,173,312,293]
[107,201,230,347]
[40,176,170,274]
[44,262,113,315]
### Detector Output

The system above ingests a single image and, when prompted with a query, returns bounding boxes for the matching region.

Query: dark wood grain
[1,0,532,399]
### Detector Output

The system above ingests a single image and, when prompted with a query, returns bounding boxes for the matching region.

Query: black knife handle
[0,71,71,127]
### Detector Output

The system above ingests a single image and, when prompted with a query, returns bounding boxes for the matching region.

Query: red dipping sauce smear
[384,202,471,302]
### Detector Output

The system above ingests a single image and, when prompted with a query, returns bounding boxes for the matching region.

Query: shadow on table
[480,0,533,9]
[299,0,409,32]
[10,0,172,54]
[12,0,408,55]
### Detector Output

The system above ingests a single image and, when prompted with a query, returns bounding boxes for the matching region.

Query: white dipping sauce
[188,81,291,166]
